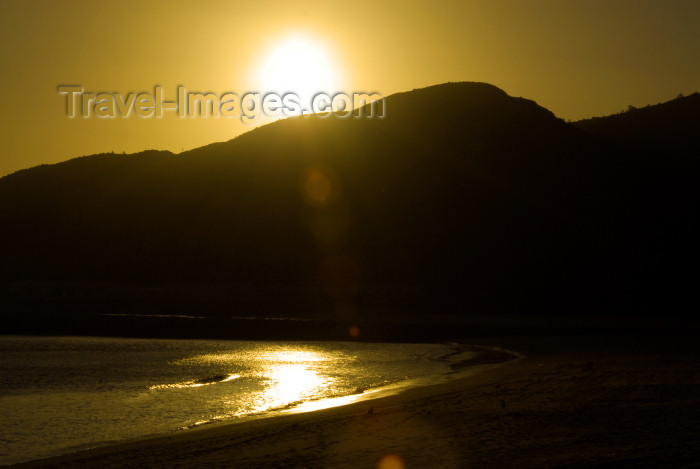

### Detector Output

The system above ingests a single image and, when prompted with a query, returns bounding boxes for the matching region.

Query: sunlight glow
[260,36,339,110]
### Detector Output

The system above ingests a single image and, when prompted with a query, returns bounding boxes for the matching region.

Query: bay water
[0,336,473,465]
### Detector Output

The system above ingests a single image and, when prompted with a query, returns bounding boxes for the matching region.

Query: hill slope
[574,92,700,156]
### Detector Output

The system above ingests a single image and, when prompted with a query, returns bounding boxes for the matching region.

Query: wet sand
[11,333,700,468]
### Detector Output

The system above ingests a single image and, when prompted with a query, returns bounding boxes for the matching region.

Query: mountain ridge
[1,82,697,332]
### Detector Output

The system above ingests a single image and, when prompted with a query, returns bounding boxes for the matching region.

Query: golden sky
[1,0,698,177]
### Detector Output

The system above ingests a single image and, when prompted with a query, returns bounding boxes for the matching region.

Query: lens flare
[377,453,405,469]
[300,165,341,208]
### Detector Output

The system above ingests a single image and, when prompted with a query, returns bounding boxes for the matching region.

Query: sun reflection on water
[148,373,240,390]
[244,348,338,413]
[152,346,348,418]
[259,349,330,363]
[252,363,327,411]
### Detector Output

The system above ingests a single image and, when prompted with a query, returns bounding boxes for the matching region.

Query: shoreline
[6,343,520,467]
[9,333,700,468]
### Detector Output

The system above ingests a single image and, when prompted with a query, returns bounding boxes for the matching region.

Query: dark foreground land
[11,332,700,468]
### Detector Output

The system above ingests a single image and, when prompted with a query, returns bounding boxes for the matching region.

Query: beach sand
[11,333,700,468]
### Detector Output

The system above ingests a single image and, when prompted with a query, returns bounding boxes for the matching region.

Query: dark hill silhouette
[574,93,700,316]
[574,92,700,156]
[0,82,697,337]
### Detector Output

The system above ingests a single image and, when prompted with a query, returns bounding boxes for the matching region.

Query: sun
[259,35,340,111]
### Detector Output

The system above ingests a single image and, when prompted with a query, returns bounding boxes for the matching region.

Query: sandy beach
[10,333,700,468]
